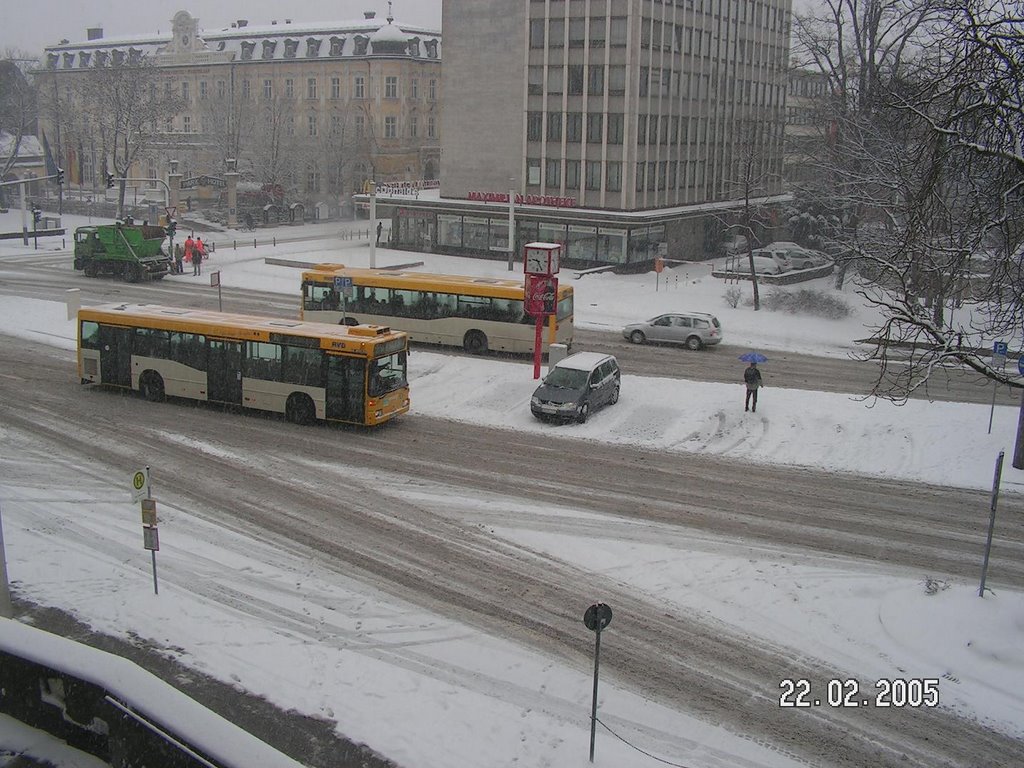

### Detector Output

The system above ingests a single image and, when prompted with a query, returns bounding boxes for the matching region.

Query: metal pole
[217,283,222,312]
[1013,388,1024,469]
[533,315,543,380]
[979,451,1004,597]
[20,182,28,245]
[369,182,377,269]
[147,465,158,596]
[589,626,602,763]
[989,382,997,435]
[507,186,515,271]
[0,503,13,618]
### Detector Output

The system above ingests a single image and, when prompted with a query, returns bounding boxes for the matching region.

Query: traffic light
[31,205,42,224]
[166,220,177,238]
[56,167,64,185]
[105,172,115,189]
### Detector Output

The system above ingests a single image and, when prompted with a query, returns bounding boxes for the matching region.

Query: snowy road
[3,337,1023,768]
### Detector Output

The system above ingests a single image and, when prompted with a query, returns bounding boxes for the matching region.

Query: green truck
[73,222,172,282]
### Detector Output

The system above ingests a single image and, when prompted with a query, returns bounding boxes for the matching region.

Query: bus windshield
[369,351,408,397]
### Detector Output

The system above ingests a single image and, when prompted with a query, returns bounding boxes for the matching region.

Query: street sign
[992,340,1007,369]
[210,270,221,288]
[334,275,353,297]
[141,499,157,527]
[583,602,613,632]
[143,526,160,552]
[130,469,149,503]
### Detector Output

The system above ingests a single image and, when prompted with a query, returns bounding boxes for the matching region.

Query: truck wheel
[127,264,143,283]
[84,263,98,278]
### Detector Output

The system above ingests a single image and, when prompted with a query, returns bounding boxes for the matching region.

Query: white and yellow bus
[300,264,574,354]
[78,303,409,427]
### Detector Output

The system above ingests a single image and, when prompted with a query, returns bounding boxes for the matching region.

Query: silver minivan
[622,312,723,350]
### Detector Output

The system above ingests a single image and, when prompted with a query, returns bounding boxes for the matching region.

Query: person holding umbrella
[740,352,766,412]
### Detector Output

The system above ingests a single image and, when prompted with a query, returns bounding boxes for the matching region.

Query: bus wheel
[463,330,488,355]
[286,393,316,425]
[139,372,165,403]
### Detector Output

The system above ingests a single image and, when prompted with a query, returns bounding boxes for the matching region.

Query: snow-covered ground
[1,210,1022,767]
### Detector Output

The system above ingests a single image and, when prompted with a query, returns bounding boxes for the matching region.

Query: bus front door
[207,340,243,405]
[325,355,365,423]
[98,325,132,387]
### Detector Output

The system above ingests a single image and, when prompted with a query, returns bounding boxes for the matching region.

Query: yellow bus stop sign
[130,469,149,503]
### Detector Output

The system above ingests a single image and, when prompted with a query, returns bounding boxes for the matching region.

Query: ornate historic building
[34,8,441,217]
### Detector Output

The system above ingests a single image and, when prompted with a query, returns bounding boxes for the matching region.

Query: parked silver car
[622,312,723,350]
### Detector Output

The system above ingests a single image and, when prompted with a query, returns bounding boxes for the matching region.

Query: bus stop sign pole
[583,602,612,763]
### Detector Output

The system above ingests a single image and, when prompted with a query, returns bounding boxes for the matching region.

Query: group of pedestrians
[172,234,208,276]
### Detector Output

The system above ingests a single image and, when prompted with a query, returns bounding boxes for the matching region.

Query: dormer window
[329,36,345,56]
[111,49,124,65]
[240,41,255,60]
[63,52,75,69]
[217,41,226,51]
[407,37,420,57]
[128,47,143,64]
[262,40,277,59]
[79,51,91,67]
[284,39,299,58]
[354,35,368,55]
[94,50,108,67]
[306,38,321,57]
[47,53,59,69]
[425,39,438,58]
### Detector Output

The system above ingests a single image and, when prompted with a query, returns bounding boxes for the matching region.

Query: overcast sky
[0,1,443,56]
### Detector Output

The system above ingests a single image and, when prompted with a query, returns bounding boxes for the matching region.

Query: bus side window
[170,332,207,369]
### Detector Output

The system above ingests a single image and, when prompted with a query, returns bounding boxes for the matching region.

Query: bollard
[273,237,276,247]
[233,240,237,250]
[253,238,257,248]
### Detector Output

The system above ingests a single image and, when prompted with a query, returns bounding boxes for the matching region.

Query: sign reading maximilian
[180,175,227,190]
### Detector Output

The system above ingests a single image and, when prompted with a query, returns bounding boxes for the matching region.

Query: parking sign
[334,276,353,297]
[993,340,1008,369]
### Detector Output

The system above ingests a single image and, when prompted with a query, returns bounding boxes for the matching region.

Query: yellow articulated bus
[300,263,574,355]
[77,303,409,427]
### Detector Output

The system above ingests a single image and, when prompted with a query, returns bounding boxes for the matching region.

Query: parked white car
[759,242,831,270]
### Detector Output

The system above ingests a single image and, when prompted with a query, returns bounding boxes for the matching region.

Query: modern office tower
[415,0,791,264]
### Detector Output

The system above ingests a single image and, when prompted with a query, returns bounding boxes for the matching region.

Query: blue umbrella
[739,352,768,363]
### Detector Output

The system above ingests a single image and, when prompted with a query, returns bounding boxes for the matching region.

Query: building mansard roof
[39,9,440,69]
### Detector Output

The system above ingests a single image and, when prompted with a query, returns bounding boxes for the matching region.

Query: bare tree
[792,1,1024,403]
[74,58,182,216]
[791,0,947,291]
[721,119,783,311]
[0,52,39,181]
